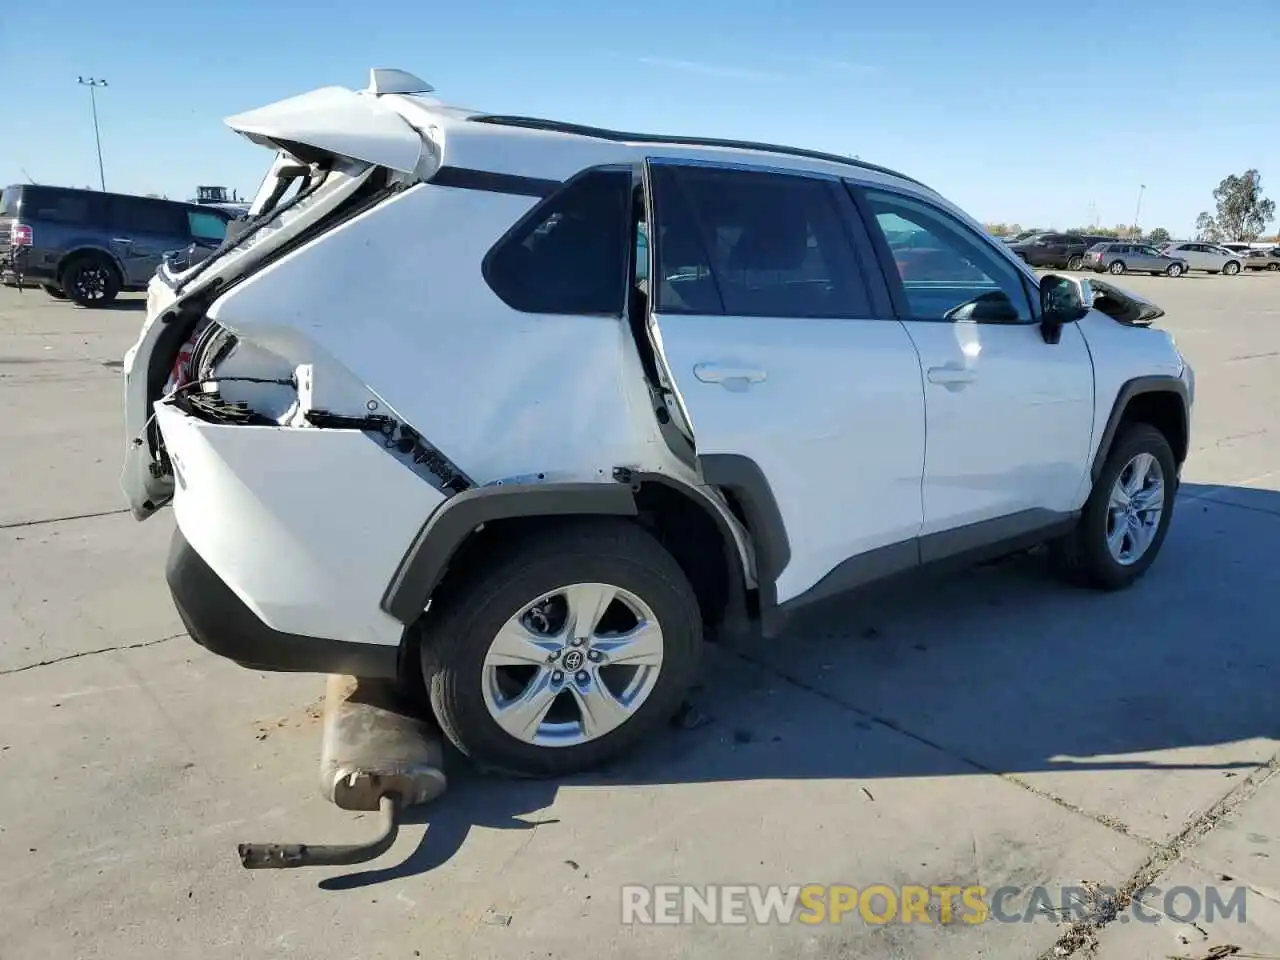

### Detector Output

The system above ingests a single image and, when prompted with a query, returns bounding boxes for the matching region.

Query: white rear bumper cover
[157,402,446,665]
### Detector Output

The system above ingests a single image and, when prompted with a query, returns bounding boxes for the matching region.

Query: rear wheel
[62,255,120,306]
[1223,260,1241,276]
[1165,263,1184,277]
[1066,255,1084,271]
[1052,423,1176,591]
[1108,260,1126,275]
[419,519,703,777]
[1268,263,1279,272]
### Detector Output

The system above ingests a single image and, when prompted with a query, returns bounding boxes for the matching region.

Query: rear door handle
[694,363,766,385]
[112,237,133,245]
[927,364,977,388]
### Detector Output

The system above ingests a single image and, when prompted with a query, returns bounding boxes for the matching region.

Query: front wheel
[1165,263,1184,277]
[1051,423,1176,590]
[1268,263,1279,272]
[1223,260,1241,276]
[1066,255,1084,271]
[419,519,703,777]
[1108,260,1126,275]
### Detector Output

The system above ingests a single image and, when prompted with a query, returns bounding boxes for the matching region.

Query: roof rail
[366,68,434,96]
[469,115,926,188]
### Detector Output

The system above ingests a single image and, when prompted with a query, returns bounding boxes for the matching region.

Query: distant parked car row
[1007,232,1118,271]
[1243,247,1280,271]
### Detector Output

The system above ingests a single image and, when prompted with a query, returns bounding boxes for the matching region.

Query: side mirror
[1039,273,1092,344]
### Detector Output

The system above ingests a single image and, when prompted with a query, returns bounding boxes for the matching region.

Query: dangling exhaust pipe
[237,674,448,870]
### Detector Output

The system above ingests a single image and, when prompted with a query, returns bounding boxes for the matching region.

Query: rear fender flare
[381,482,638,624]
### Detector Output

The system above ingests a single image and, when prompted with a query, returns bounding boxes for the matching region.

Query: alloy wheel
[73,266,109,301]
[1106,452,1165,566]
[480,583,665,747]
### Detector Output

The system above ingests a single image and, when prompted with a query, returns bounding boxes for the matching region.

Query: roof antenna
[20,167,36,184]
[366,68,435,96]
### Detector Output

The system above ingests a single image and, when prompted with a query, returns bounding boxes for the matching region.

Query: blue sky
[1,0,1275,237]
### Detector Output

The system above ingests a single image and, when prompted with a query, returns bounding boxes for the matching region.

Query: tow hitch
[237,674,447,869]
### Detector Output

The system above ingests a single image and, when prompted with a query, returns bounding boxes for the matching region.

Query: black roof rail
[469,115,928,189]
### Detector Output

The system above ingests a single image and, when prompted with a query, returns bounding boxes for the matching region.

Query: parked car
[121,68,1195,778]
[0,184,235,306]
[1085,242,1189,277]
[1243,248,1280,272]
[1219,242,1254,258]
[1158,241,1244,275]
[1010,233,1085,269]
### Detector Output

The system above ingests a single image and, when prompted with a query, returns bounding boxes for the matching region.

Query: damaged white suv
[123,69,1194,777]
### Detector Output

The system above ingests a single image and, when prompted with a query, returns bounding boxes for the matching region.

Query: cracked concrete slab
[0,510,183,672]
[0,641,1151,960]
[733,493,1280,848]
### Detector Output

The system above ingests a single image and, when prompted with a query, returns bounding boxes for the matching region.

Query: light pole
[1132,184,1146,239]
[76,77,108,191]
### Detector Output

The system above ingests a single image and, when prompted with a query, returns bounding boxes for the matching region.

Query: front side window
[485,169,631,315]
[648,163,871,318]
[188,210,229,242]
[861,189,1032,323]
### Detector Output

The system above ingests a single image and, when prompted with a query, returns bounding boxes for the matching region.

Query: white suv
[122,69,1194,777]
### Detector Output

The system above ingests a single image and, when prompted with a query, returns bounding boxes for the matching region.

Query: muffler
[238,674,447,869]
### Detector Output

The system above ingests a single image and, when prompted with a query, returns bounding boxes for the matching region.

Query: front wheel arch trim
[1090,376,1190,484]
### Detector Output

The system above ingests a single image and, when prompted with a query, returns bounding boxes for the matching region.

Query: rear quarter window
[484,169,632,315]
[0,187,19,217]
[22,188,101,225]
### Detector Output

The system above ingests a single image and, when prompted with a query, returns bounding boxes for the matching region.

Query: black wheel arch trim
[57,246,124,283]
[381,482,639,625]
[1090,374,1190,483]
[696,453,791,604]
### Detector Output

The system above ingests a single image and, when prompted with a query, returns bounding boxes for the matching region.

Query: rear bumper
[152,401,447,671]
[167,528,398,677]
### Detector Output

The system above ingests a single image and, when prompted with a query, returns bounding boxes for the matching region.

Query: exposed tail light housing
[10,223,33,246]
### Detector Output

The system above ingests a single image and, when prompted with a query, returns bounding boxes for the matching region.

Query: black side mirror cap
[1039,273,1092,343]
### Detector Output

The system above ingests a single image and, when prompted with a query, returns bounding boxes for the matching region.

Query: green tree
[1208,170,1275,241]
[1146,227,1171,244]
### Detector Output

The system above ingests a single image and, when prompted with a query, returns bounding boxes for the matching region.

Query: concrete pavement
[1,274,1277,958]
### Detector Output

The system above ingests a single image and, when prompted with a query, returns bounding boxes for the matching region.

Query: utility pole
[76,77,108,191]
[1131,184,1146,239]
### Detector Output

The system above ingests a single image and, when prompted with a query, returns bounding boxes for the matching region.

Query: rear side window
[649,164,871,318]
[109,196,188,236]
[0,187,19,217]
[22,188,100,225]
[485,169,631,315]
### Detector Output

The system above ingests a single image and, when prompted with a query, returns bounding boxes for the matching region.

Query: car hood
[224,85,425,174]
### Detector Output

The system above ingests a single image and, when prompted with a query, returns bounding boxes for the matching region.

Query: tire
[1108,260,1126,275]
[61,255,120,307]
[419,518,703,777]
[1268,263,1279,272]
[1165,263,1184,277]
[41,284,69,300]
[1051,423,1177,591]
[1223,260,1241,276]
[1066,255,1084,271]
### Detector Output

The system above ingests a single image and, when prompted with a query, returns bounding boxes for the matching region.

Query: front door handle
[694,363,766,385]
[112,237,134,245]
[927,364,977,389]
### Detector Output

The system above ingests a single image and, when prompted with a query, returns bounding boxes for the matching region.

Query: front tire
[1066,255,1084,271]
[1108,260,1126,275]
[1052,423,1176,590]
[419,519,703,777]
[1268,263,1279,272]
[1223,260,1241,276]
[62,255,121,306]
[1165,263,1184,277]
